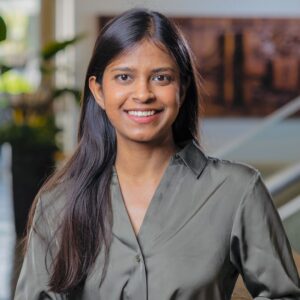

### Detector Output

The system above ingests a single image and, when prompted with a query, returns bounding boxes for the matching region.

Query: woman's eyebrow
[152,67,176,73]
[109,66,177,73]
[110,67,132,72]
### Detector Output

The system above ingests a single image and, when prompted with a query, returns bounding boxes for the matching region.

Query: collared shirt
[15,139,300,300]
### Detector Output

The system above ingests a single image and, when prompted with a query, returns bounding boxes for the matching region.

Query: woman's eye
[152,74,172,84]
[115,74,131,82]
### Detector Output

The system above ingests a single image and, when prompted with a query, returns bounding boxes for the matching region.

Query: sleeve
[14,196,66,300]
[230,171,300,300]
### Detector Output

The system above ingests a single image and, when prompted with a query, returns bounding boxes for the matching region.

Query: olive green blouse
[15,139,300,299]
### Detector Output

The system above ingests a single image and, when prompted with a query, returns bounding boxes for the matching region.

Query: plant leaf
[0,64,12,74]
[53,88,81,103]
[0,16,7,42]
[40,33,85,61]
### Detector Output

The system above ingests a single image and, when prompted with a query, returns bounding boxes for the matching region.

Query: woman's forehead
[105,39,179,71]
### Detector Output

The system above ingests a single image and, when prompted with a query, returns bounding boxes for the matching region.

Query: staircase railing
[212,95,300,158]
[210,95,300,220]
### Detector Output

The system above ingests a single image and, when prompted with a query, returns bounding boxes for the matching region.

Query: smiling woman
[14,8,300,300]
[89,39,183,145]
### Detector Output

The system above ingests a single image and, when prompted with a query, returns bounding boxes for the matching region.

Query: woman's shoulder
[203,152,261,189]
[187,139,260,184]
[207,153,259,174]
[199,154,265,212]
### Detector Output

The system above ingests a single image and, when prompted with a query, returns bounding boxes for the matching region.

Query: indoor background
[0,0,300,299]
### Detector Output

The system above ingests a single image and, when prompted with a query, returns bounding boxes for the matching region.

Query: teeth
[127,110,156,117]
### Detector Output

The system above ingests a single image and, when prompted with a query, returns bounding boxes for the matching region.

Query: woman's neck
[114,137,178,182]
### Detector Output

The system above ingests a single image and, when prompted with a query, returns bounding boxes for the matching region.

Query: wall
[74,0,300,17]
[57,0,300,158]
[73,0,300,87]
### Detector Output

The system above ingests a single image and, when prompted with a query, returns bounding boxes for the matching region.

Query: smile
[124,109,163,124]
[127,110,157,117]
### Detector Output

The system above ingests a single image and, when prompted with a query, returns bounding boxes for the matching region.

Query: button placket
[135,254,141,263]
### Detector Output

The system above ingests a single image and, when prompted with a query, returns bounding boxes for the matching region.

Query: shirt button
[135,254,141,263]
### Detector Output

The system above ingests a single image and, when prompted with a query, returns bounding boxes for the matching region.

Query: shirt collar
[175,139,208,179]
[112,139,208,179]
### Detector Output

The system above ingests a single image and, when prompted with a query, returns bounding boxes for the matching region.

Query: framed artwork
[98,17,300,117]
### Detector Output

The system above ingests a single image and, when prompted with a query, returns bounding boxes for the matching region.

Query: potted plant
[0,15,82,237]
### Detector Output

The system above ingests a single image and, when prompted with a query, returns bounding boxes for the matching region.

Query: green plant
[0,117,58,149]
[0,14,84,237]
[0,14,83,150]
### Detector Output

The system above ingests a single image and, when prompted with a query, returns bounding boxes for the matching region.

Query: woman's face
[89,39,183,146]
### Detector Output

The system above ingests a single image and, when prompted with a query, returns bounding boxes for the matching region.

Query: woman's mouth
[124,109,163,123]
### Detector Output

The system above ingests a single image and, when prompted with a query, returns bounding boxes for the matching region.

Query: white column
[55,0,79,155]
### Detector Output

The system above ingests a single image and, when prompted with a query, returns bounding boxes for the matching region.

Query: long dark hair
[26,8,203,295]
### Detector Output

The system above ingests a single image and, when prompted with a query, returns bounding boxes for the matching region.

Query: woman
[15,8,300,300]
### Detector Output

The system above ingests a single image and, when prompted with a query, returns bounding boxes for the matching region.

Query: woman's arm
[230,171,300,299]
[14,196,66,300]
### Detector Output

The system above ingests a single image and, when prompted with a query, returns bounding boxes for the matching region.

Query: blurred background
[0,0,299,299]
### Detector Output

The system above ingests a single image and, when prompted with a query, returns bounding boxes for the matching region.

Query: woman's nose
[132,79,155,103]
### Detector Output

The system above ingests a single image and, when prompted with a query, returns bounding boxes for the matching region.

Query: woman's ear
[89,76,105,110]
